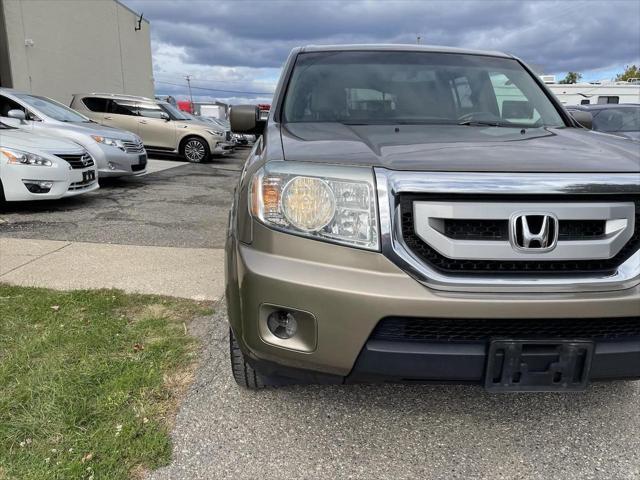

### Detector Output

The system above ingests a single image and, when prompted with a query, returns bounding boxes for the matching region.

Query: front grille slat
[55,153,94,169]
[442,219,606,241]
[122,141,145,154]
[400,195,640,275]
[372,317,640,343]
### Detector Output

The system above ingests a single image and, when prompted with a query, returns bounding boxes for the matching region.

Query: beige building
[0,0,153,104]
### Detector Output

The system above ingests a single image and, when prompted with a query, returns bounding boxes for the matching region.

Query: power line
[154,80,272,95]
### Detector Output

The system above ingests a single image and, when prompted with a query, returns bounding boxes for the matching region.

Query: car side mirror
[230,105,265,135]
[159,112,170,121]
[569,110,593,129]
[7,109,27,123]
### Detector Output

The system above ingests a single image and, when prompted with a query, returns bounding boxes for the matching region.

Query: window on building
[83,97,109,112]
[597,96,619,104]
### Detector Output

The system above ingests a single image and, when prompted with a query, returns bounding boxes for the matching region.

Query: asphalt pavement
[149,308,640,480]
[0,151,245,248]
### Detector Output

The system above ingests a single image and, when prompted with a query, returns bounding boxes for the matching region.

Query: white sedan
[0,120,98,201]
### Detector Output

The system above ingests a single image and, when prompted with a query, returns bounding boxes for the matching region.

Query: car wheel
[182,137,209,163]
[229,328,270,389]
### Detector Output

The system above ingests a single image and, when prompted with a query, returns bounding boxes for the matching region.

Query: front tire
[229,328,267,389]
[181,137,209,163]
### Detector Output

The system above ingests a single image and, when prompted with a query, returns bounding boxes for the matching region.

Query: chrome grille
[376,169,640,293]
[122,140,145,154]
[56,153,94,169]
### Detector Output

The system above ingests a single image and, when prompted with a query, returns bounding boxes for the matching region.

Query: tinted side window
[83,97,109,112]
[137,103,166,119]
[598,96,619,104]
[110,100,138,116]
[0,95,24,117]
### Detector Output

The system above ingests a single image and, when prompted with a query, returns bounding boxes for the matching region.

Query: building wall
[0,0,153,103]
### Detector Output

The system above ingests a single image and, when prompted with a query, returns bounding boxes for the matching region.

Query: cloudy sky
[124,0,640,105]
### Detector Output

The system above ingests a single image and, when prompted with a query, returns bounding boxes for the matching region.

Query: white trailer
[545,82,640,106]
[197,104,226,119]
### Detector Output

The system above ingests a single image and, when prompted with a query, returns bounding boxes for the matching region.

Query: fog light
[267,311,298,339]
[23,181,53,193]
[108,162,116,170]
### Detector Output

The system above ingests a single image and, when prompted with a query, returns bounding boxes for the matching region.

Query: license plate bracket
[485,339,594,392]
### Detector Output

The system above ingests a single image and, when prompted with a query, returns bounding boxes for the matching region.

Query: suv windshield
[16,94,91,122]
[159,102,190,121]
[593,107,640,132]
[283,51,565,128]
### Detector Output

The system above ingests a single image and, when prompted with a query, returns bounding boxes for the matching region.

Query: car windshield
[15,94,91,122]
[592,107,640,132]
[283,51,566,128]
[159,102,190,120]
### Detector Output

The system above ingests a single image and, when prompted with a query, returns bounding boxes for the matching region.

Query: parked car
[1,119,98,201]
[71,93,225,163]
[180,112,235,156]
[0,88,146,177]
[205,117,254,146]
[226,45,640,392]
[568,104,639,141]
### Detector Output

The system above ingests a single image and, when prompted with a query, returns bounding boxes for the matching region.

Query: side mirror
[569,110,593,130]
[7,109,27,123]
[160,112,170,121]
[230,105,265,135]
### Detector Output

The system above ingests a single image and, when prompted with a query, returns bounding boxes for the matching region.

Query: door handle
[139,120,148,124]
[104,116,113,120]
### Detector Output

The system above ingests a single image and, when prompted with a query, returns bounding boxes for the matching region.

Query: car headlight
[249,162,379,250]
[1,147,53,166]
[91,135,125,150]
[206,129,223,136]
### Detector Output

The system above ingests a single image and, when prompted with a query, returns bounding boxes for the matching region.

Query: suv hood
[0,127,85,154]
[281,123,640,173]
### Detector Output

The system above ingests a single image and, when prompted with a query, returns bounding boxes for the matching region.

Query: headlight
[1,147,53,167]
[91,135,125,150]
[206,129,223,136]
[250,162,379,250]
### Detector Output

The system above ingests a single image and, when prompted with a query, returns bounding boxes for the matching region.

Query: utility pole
[416,34,421,44]
[185,75,194,112]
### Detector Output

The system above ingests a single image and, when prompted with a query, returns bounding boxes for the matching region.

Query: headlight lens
[206,129,223,136]
[1,147,53,166]
[250,162,379,250]
[91,135,125,150]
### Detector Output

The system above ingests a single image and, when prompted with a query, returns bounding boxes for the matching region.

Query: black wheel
[229,328,267,389]
[181,136,209,163]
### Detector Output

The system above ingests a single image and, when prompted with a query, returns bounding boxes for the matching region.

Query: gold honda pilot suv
[226,45,640,392]
[71,93,227,162]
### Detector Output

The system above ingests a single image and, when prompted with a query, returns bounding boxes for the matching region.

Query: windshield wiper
[458,119,502,127]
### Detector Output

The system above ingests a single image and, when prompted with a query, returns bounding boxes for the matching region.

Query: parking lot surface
[2,148,639,479]
[150,309,640,480]
[0,152,245,248]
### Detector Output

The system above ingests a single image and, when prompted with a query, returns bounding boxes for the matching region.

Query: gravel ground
[149,306,640,480]
[0,151,246,248]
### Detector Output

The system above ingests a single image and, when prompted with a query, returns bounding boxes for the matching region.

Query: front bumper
[227,222,640,382]
[213,142,235,156]
[2,163,98,201]
[84,143,147,177]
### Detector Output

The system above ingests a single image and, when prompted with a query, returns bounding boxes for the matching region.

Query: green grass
[0,285,212,480]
